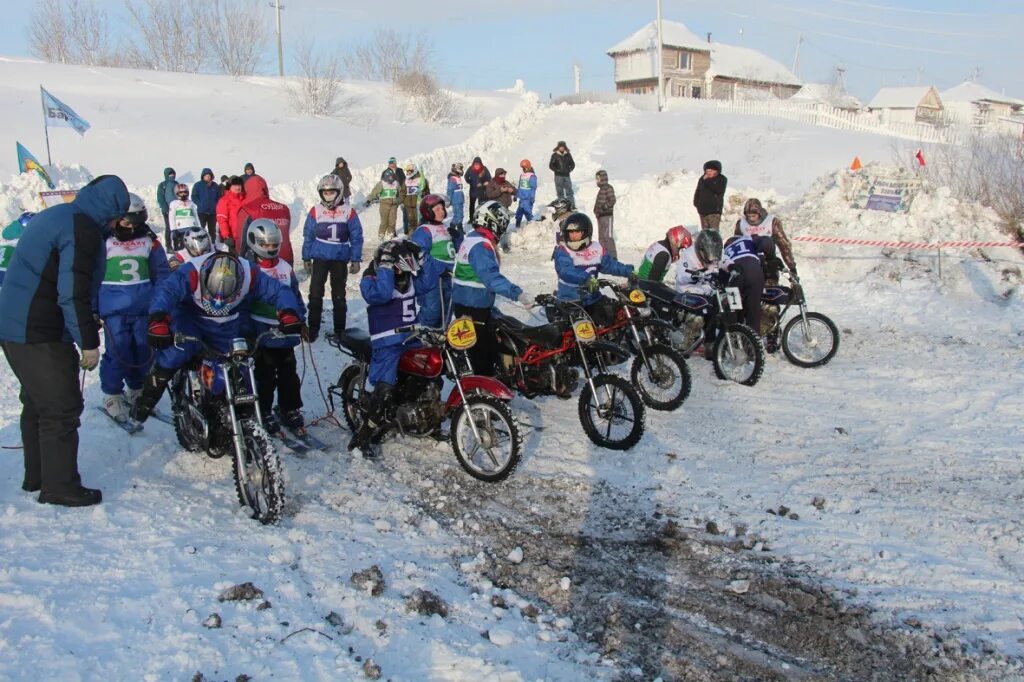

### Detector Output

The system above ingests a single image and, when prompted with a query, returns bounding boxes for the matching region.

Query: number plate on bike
[724,287,743,310]
[446,317,477,350]
[573,320,597,343]
[628,289,646,304]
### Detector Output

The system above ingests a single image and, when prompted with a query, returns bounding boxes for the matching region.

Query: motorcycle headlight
[636,305,652,317]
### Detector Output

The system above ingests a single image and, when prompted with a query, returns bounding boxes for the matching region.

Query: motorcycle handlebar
[173,329,293,357]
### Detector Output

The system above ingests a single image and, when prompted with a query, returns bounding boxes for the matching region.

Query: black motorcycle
[761,270,839,368]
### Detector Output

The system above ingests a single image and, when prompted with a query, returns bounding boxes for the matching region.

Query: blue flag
[40,86,90,136]
[16,142,54,189]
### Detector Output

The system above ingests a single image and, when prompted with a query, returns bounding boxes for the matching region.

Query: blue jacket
[96,232,171,318]
[362,255,449,347]
[517,172,538,207]
[157,168,177,213]
[446,175,465,210]
[554,242,633,305]
[301,203,363,262]
[0,175,130,349]
[191,168,220,214]
[451,229,522,309]
[246,260,306,349]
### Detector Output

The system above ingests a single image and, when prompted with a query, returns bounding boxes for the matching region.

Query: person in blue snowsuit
[97,193,171,422]
[451,201,532,376]
[446,163,466,229]
[409,194,460,327]
[553,212,634,326]
[515,159,538,228]
[128,251,303,426]
[349,238,447,456]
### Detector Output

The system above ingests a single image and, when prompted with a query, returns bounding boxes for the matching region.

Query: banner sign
[39,190,78,208]
[850,171,922,213]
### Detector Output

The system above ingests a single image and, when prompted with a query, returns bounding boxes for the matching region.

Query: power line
[822,0,1003,17]
[759,1,1009,38]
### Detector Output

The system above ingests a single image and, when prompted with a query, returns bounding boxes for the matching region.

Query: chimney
[706,32,712,44]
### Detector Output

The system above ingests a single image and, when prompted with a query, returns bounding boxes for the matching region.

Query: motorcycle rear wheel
[712,323,765,386]
[578,373,645,450]
[450,396,522,483]
[782,312,839,368]
[232,419,285,525]
[630,343,691,411]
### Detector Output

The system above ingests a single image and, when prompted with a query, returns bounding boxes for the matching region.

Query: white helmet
[317,174,344,209]
[182,226,212,258]
[246,218,282,260]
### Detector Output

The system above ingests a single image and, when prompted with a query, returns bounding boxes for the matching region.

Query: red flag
[915,149,926,167]
[850,156,862,171]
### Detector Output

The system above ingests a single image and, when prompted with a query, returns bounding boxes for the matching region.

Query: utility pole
[573,64,581,95]
[270,0,285,77]
[791,33,803,80]
[656,0,665,111]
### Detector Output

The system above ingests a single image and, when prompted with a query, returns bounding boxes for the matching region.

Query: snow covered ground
[1,57,1023,679]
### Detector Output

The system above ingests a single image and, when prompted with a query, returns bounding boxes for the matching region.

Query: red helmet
[418,194,447,224]
[665,226,692,261]
[520,159,531,170]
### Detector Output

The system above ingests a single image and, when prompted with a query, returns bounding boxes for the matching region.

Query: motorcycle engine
[395,382,443,436]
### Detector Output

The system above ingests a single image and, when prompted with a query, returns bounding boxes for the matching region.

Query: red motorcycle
[328,319,523,482]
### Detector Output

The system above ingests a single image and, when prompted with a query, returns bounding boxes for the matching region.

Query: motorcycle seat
[336,328,372,362]
[493,311,565,348]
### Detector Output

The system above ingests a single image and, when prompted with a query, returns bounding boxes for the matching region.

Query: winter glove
[168,257,181,271]
[222,237,236,255]
[147,313,173,349]
[627,271,639,287]
[789,265,799,280]
[303,260,312,274]
[277,309,302,336]
[79,348,100,371]
[448,224,464,241]
[516,292,534,309]
[349,261,361,275]
[582,277,600,294]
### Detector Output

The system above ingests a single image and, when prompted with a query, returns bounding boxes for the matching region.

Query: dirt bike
[168,331,286,525]
[549,279,690,412]
[493,294,646,450]
[327,320,523,483]
[637,271,766,387]
[761,270,839,368]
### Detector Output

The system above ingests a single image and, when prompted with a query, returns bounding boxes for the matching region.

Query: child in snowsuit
[167,183,200,252]
[554,212,634,327]
[302,174,363,342]
[515,160,537,228]
[593,170,617,259]
[400,163,429,235]
[245,219,307,434]
[365,168,401,239]
[410,194,459,327]
[167,224,213,271]
[446,163,466,229]
[97,193,171,422]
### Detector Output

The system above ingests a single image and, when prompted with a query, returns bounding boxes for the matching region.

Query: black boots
[348,383,394,457]
[39,486,102,507]
[130,365,176,423]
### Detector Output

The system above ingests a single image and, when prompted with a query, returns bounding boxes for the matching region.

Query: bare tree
[343,29,434,82]
[123,0,207,72]
[203,0,268,76]
[30,0,117,66]
[289,38,342,117]
[29,0,72,64]
[393,70,462,124]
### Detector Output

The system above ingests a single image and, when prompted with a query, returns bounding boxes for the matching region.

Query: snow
[867,86,936,110]
[791,83,863,110]
[941,81,1024,106]
[606,20,707,55]
[1,55,1024,677]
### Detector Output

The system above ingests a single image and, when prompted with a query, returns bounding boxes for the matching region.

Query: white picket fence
[551,92,967,145]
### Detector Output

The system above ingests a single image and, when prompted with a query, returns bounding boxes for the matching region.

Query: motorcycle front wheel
[171,374,204,452]
[578,373,645,451]
[712,323,765,387]
[450,396,522,483]
[782,312,839,368]
[233,419,285,525]
[630,343,691,411]
[337,364,365,432]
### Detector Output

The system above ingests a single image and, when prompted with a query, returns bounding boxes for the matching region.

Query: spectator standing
[330,157,353,200]
[365,168,401,240]
[484,168,516,210]
[235,174,294,264]
[515,159,537,228]
[156,167,177,243]
[166,184,200,251]
[243,162,256,177]
[191,168,220,242]
[693,160,727,231]
[464,156,491,220]
[219,175,230,193]
[593,169,618,259]
[0,174,130,507]
[549,141,576,208]
[216,176,246,248]
[446,163,466,229]
[400,163,429,235]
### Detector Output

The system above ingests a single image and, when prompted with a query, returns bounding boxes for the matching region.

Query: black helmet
[382,168,396,184]
[473,200,512,238]
[559,213,593,251]
[695,230,723,267]
[547,197,572,218]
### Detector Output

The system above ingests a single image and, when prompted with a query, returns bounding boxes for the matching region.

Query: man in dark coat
[0,174,130,507]
[548,141,576,208]
[464,156,491,220]
[331,157,353,200]
[191,168,220,242]
[156,167,177,243]
[693,160,727,231]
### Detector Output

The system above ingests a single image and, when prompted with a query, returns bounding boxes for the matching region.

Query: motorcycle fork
[446,347,485,445]
[223,361,258,478]
[576,341,613,404]
[623,307,653,369]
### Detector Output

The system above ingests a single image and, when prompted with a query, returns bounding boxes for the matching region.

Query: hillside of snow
[1,57,1023,680]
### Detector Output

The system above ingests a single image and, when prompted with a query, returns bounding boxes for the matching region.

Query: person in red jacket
[216,176,246,247]
[231,174,294,265]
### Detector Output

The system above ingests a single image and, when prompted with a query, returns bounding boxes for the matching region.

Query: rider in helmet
[365,165,402,239]
[553,212,634,324]
[129,250,303,427]
[167,220,213,271]
[167,183,200,252]
[400,162,429,235]
[734,198,797,284]
[515,159,537,228]
[674,229,722,294]
[351,238,448,456]
[446,163,466,230]
[637,226,692,284]
[301,174,363,343]
[542,197,575,256]
[246,219,307,434]
[451,201,533,376]
[721,233,766,335]
[410,193,459,327]
[97,193,172,422]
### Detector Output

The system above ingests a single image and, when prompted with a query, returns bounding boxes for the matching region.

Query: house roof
[940,81,1024,106]
[608,20,801,87]
[790,83,863,109]
[867,86,936,109]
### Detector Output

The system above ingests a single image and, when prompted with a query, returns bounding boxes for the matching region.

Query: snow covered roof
[790,83,863,109]
[867,86,939,110]
[707,43,801,86]
[940,81,1024,106]
[607,20,708,54]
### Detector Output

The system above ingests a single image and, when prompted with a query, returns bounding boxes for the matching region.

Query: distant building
[940,81,1024,135]
[607,20,802,100]
[789,83,863,112]
[866,86,944,125]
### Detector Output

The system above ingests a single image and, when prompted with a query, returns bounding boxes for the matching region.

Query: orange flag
[915,149,926,167]
[850,156,862,171]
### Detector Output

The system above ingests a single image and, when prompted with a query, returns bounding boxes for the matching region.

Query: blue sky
[4,0,1023,101]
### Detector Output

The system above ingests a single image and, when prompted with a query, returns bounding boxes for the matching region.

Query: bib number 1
[724,287,742,310]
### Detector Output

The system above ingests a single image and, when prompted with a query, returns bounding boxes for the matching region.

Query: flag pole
[40,86,52,166]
